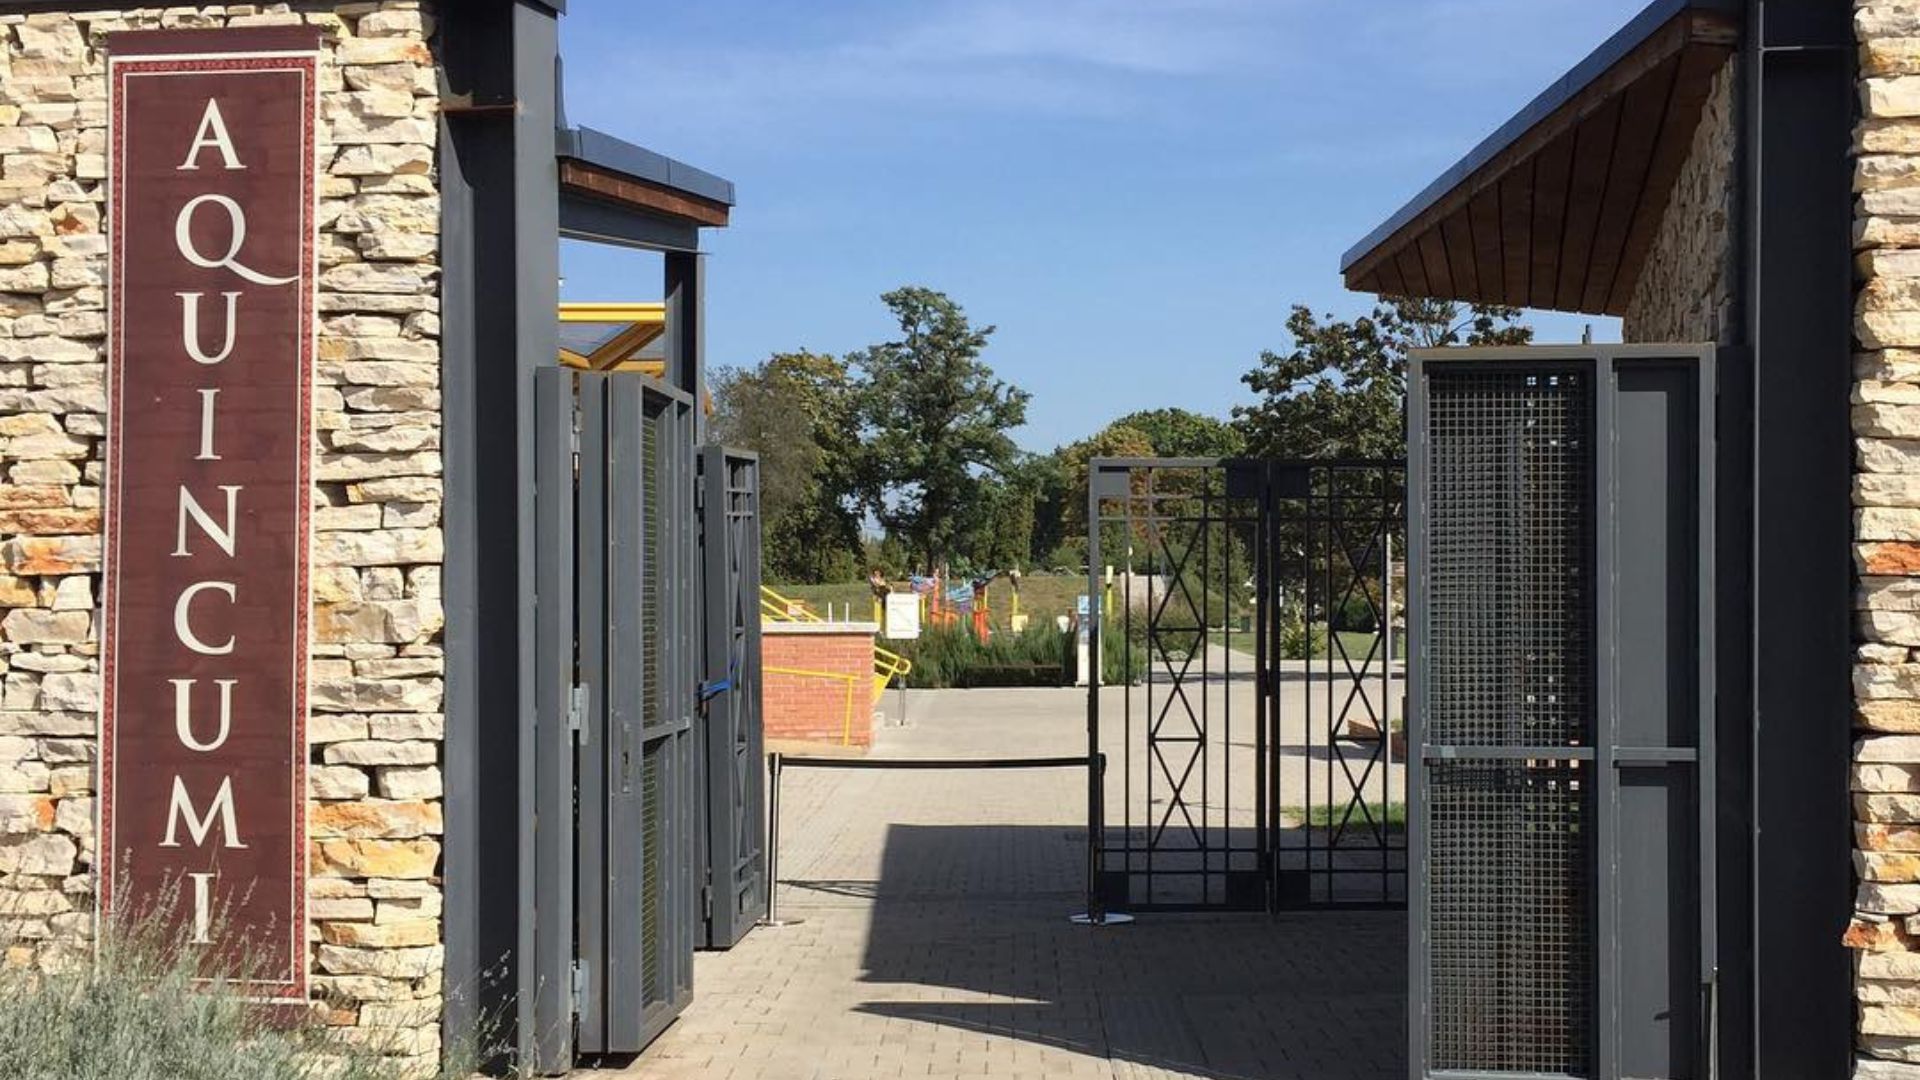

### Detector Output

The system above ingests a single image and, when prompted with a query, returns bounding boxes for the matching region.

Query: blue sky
[557,0,1640,451]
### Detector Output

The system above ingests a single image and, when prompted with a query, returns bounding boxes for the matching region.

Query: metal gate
[530,366,699,1068]
[697,447,766,949]
[1085,457,1406,913]
[1408,346,1715,1080]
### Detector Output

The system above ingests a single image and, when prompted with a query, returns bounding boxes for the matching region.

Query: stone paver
[593,684,1404,1080]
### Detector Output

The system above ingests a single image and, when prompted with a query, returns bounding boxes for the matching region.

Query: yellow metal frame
[759,584,912,701]
[558,301,668,375]
[764,665,861,746]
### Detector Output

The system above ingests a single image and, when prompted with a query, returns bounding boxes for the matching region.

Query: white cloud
[563,0,1305,139]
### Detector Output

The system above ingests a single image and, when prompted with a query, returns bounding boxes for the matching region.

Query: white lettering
[196,388,221,462]
[171,678,236,753]
[161,775,245,849]
[174,195,297,287]
[177,291,241,365]
[173,485,240,558]
[176,99,245,172]
[188,872,216,944]
[173,581,236,656]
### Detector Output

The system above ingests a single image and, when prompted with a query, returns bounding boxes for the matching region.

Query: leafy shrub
[0,909,474,1080]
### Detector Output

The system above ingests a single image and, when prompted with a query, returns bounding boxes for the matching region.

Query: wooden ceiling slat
[1417,228,1455,301]
[1555,95,1624,311]
[1376,255,1408,299]
[1441,212,1480,302]
[1339,10,1716,292]
[1468,187,1505,307]
[1606,44,1728,314]
[1397,246,1432,299]
[1530,129,1576,310]
[1581,53,1681,313]
[1499,163,1534,309]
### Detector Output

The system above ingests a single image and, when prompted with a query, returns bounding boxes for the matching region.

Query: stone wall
[763,623,878,748]
[1854,6,1920,1075]
[0,2,443,1071]
[1623,57,1738,345]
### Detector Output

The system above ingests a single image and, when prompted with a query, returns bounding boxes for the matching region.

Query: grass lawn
[1284,801,1407,829]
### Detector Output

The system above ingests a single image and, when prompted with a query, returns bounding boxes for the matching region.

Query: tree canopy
[851,287,1030,570]
[1233,298,1531,460]
[710,351,865,582]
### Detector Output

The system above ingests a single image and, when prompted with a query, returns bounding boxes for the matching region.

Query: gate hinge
[568,684,589,744]
[571,959,589,1015]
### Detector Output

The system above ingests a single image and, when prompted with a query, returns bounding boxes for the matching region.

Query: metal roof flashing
[555,127,736,208]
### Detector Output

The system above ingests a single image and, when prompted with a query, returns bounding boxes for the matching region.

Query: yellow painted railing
[759,585,911,702]
[763,665,861,746]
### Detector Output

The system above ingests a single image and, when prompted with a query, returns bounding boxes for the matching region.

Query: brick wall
[0,3,442,1072]
[763,624,876,748]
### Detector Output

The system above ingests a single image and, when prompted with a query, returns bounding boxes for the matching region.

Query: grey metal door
[1408,346,1715,1080]
[533,368,698,1068]
[698,446,766,949]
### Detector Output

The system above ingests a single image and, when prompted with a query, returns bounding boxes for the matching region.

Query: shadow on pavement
[802,822,1408,1080]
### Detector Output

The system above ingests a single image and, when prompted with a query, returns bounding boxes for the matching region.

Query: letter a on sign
[101,27,320,1003]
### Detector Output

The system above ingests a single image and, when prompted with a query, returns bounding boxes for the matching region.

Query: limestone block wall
[1623,57,1737,345]
[764,623,877,748]
[0,1,443,1070]
[1854,6,1920,1073]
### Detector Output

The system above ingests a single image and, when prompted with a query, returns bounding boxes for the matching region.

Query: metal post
[759,751,802,928]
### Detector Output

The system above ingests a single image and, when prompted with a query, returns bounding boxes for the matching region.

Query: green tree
[1107,408,1245,459]
[1234,298,1531,460]
[852,287,1031,570]
[710,351,864,582]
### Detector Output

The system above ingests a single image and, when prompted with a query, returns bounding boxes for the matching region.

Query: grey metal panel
[435,58,489,1062]
[1744,4,1855,1074]
[604,376,646,1051]
[701,446,766,948]
[513,6,563,1073]
[664,252,706,432]
[1407,354,1431,1080]
[1595,356,1617,1080]
[555,126,738,206]
[558,193,702,254]
[1609,354,1712,1079]
[439,1,564,1068]
[574,375,609,1054]
[1410,344,1716,1080]
[530,367,576,1072]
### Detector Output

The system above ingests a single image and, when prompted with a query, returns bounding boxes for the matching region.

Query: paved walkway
[596,684,1405,1080]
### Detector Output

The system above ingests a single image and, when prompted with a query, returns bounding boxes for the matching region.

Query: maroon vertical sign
[102,29,319,1000]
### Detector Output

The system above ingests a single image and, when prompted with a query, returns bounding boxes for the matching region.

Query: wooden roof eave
[1340,4,1737,316]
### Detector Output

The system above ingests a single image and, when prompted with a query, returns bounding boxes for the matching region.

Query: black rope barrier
[760,750,1121,928]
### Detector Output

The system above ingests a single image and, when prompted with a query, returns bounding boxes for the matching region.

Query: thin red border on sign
[100,48,317,1004]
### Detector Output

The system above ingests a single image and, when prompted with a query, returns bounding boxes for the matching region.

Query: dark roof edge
[555,126,737,208]
[1339,0,1736,274]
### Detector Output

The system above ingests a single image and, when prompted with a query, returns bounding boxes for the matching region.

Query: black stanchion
[1071,751,1131,926]
[759,751,803,928]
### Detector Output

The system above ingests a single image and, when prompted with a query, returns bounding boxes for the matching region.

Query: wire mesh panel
[1415,362,1596,1078]
[1427,760,1590,1073]
[577,372,699,1059]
